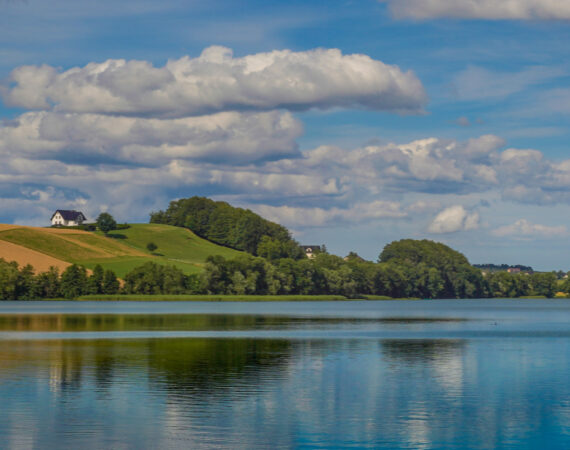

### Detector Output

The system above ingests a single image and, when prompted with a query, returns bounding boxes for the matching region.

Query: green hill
[0,223,242,278]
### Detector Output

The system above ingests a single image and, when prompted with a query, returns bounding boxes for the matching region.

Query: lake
[1,299,569,449]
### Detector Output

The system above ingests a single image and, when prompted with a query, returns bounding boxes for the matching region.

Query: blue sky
[2,0,570,270]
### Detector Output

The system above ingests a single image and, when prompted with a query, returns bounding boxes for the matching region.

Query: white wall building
[51,210,87,227]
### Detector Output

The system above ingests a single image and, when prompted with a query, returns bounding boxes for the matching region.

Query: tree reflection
[381,339,465,364]
[146,338,292,395]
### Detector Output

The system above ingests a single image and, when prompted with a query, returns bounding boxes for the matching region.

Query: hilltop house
[301,245,321,259]
[51,210,87,227]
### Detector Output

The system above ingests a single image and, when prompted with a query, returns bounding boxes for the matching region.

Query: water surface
[1,300,569,449]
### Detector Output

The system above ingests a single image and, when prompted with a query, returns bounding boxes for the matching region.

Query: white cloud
[253,201,407,227]
[3,47,427,117]
[4,124,570,231]
[381,0,570,20]
[428,205,480,234]
[0,110,303,164]
[492,219,567,238]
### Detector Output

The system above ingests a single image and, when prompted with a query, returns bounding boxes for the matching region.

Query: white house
[301,245,321,259]
[51,210,87,227]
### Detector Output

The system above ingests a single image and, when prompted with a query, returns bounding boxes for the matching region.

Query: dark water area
[1,300,570,449]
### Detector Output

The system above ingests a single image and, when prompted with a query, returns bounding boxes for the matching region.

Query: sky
[1,0,570,270]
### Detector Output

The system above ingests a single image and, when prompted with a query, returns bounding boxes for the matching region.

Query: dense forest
[150,196,305,257]
[1,239,564,300]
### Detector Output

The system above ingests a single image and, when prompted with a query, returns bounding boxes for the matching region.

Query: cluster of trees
[150,196,304,257]
[197,241,564,298]
[484,271,558,298]
[0,260,120,300]
[197,240,487,298]
[1,239,566,300]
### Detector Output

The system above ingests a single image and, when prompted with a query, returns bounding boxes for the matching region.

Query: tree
[146,242,158,253]
[33,267,61,299]
[60,264,88,299]
[102,270,120,294]
[87,264,104,294]
[0,259,20,300]
[97,212,117,235]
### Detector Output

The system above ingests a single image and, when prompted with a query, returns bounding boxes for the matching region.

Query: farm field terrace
[0,223,242,278]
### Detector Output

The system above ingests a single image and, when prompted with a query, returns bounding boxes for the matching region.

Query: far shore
[1,295,562,302]
[75,294,391,302]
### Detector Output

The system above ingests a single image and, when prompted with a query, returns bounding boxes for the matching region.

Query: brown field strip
[0,240,71,273]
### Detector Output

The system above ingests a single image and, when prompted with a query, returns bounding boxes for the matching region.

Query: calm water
[1,300,569,449]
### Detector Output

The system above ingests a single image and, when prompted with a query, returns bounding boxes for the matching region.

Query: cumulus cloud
[492,219,567,238]
[0,110,303,164]
[276,134,505,196]
[381,0,570,20]
[253,201,407,227]
[428,205,480,234]
[2,47,427,117]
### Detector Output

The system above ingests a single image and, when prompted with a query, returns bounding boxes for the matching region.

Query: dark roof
[301,245,321,252]
[51,210,86,221]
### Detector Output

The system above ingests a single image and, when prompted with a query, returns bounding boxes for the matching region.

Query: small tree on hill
[97,212,117,235]
[147,242,158,253]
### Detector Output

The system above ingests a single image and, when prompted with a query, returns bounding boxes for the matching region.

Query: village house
[301,245,321,259]
[50,210,87,227]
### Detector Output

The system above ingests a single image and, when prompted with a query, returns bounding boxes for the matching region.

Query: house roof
[51,210,86,221]
[301,245,321,252]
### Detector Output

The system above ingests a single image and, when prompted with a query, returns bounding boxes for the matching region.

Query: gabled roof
[51,210,86,221]
[301,245,321,252]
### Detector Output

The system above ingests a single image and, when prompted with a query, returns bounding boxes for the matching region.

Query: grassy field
[0,223,242,277]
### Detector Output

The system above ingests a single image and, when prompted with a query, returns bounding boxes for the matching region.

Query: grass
[102,224,241,262]
[0,223,243,277]
[77,294,352,302]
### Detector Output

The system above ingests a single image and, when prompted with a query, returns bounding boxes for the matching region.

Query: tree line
[0,260,120,300]
[1,239,564,299]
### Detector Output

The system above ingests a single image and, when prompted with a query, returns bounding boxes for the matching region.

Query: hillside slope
[0,224,242,277]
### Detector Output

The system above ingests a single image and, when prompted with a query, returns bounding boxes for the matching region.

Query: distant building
[50,210,87,227]
[301,245,321,259]
[507,267,521,274]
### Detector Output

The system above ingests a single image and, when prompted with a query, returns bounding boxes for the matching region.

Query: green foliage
[60,264,89,299]
[0,259,119,300]
[379,239,485,298]
[256,236,304,261]
[123,262,189,295]
[150,196,302,257]
[0,258,20,300]
[87,264,105,295]
[102,270,120,294]
[32,267,61,299]
[146,242,158,253]
[96,212,117,234]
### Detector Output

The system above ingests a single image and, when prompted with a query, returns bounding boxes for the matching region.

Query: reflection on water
[1,301,570,448]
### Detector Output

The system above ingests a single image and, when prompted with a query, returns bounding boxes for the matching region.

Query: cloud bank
[381,0,570,20]
[492,219,567,238]
[2,46,427,117]
[0,110,303,164]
